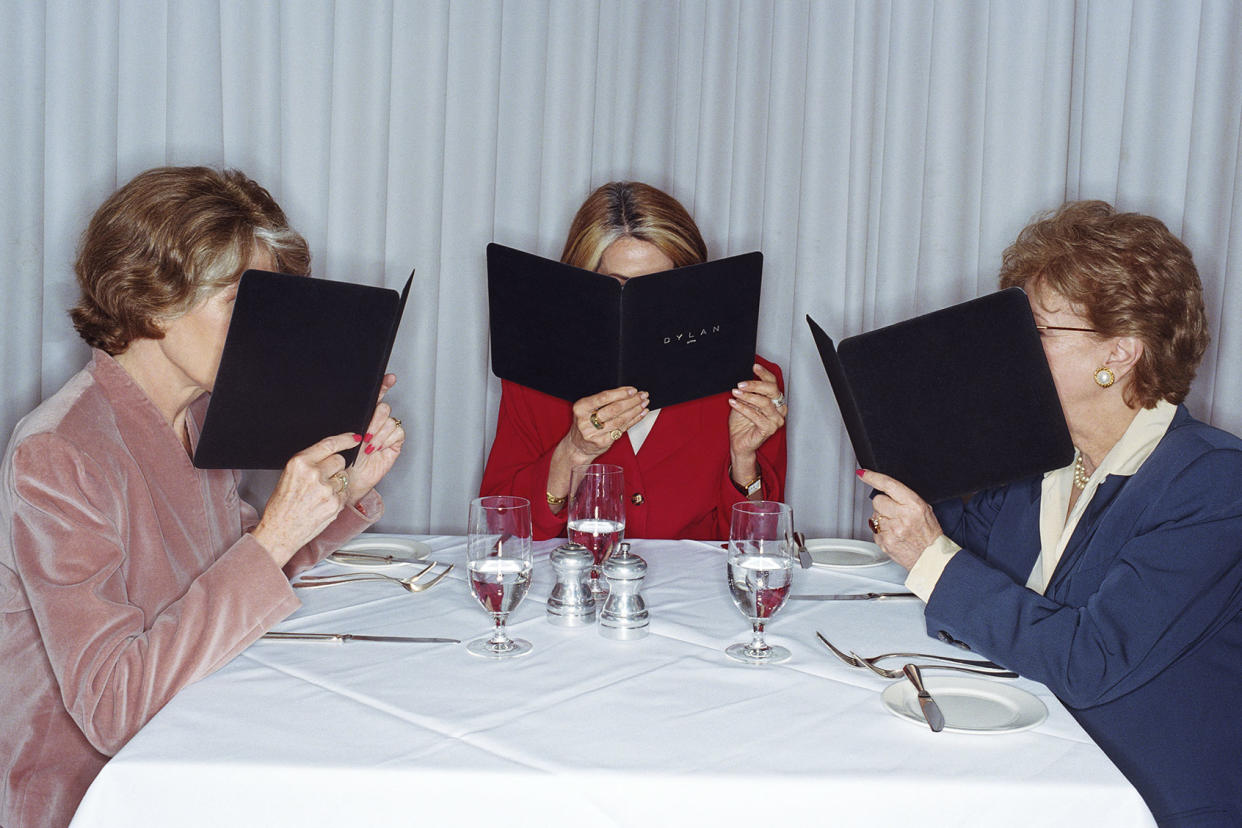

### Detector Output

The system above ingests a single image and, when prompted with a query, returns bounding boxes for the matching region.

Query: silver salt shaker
[547,542,596,627]
[599,543,649,640]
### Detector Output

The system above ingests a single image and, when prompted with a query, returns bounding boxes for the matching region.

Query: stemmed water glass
[466,495,534,659]
[566,463,625,596]
[725,501,794,664]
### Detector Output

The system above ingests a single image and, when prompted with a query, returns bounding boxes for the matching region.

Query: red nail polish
[365,433,374,442]
[353,434,363,442]
[365,444,376,455]
[856,468,866,477]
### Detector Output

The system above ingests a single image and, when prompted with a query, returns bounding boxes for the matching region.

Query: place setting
[291,534,455,594]
[813,631,1047,734]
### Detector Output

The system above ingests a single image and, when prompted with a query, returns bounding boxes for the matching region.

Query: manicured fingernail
[737,381,748,389]
[856,469,866,477]
[365,444,376,455]
[353,434,363,442]
[365,433,374,442]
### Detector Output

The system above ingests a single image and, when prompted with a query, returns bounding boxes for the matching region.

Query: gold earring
[1094,366,1116,388]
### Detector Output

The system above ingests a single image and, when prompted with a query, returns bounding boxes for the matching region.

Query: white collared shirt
[906,399,1178,600]
[625,408,660,453]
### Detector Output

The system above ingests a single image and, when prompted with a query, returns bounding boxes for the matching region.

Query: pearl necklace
[1072,454,1091,490]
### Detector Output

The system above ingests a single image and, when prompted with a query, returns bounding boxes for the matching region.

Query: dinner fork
[294,563,454,593]
[814,632,1008,671]
[851,651,1018,679]
[301,561,435,583]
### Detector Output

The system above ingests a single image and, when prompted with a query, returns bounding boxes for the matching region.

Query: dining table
[69,534,1155,827]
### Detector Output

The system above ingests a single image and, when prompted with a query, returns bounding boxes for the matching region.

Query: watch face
[745,478,762,496]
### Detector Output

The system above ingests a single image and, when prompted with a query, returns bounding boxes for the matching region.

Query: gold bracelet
[546,491,568,506]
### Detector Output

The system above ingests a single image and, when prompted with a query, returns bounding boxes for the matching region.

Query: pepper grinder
[598,543,649,640]
[547,542,596,627]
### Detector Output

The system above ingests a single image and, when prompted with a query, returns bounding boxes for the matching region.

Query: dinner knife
[788,592,917,601]
[903,663,945,732]
[329,550,427,564]
[793,531,813,569]
[261,632,459,643]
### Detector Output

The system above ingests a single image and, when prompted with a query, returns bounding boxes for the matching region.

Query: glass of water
[466,495,534,659]
[725,500,794,665]
[567,463,625,595]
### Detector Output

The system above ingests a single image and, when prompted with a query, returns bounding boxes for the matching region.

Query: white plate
[328,536,432,567]
[881,676,1047,734]
[805,538,890,569]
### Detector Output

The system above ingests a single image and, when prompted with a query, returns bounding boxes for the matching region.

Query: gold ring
[391,418,402,428]
[609,429,623,441]
[867,515,882,534]
[590,411,605,430]
[329,470,350,494]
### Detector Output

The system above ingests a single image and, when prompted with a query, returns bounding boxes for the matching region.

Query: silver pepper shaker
[598,543,648,640]
[547,542,596,627]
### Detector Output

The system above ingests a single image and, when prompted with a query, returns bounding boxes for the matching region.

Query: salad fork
[294,563,454,593]
[814,632,1009,672]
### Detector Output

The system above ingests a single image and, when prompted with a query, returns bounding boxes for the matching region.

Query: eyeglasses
[1035,324,1097,334]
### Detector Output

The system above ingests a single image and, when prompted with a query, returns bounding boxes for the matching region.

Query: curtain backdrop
[3,0,1241,537]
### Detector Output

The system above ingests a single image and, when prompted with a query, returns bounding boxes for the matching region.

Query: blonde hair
[560,181,707,271]
[71,166,309,354]
[998,200,1208,408]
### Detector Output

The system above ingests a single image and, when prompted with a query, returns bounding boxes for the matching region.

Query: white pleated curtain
[3,0,1240,537]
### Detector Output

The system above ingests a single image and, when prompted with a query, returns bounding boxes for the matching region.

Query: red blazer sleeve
[479,380,572,540]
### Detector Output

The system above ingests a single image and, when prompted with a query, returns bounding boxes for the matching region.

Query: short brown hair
[71,166,310,354]
[998,200,1208,408]
[560,181,708,271]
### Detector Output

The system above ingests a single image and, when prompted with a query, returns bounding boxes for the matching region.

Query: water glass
[566,463,625,594]
[466,495,534,659]
[725,501,794,664]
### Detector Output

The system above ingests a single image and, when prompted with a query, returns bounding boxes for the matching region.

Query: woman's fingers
[575,386,639,415]
[571,387,648,454]
[298,431,366,465]
[856,468,921,506]
[375,373,397,403]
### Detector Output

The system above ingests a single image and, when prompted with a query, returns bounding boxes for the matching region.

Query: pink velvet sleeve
[11,435,329,755]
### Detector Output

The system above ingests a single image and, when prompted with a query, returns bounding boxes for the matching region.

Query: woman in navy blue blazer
[859,201,1242,826]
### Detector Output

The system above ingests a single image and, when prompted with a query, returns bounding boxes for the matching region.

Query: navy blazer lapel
[1047,474,1130,593]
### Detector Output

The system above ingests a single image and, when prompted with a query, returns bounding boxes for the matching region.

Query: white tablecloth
[70,536,1154,827]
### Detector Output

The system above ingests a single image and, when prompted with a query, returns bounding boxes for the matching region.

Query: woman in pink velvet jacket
[0,167,405,828]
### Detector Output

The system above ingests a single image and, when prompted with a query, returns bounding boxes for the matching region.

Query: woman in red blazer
[480,182,787,540]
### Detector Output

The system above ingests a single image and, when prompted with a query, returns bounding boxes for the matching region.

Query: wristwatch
[730,466,762,497]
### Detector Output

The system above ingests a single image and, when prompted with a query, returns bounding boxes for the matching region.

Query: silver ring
[772,393,787,409]
[329,470,350,494]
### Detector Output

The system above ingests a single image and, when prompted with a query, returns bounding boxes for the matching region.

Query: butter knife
[793,531,813,569]
[262,632,459,643]
[903,663,945,732]
[789,592,916,601]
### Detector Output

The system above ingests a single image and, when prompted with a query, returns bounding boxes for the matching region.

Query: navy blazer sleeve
[926,437,1242,710]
